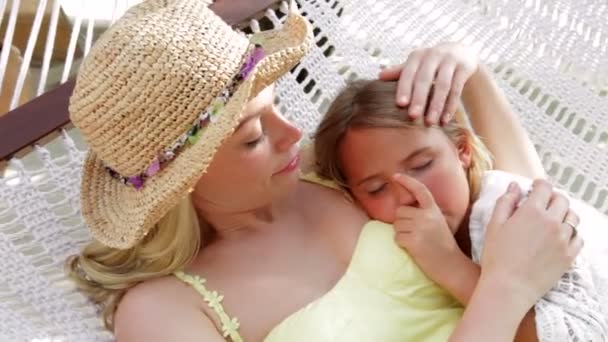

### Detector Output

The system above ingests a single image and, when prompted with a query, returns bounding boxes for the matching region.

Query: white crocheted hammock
[1,0,607,341]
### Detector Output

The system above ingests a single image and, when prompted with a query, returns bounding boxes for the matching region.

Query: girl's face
[338,126,472,233]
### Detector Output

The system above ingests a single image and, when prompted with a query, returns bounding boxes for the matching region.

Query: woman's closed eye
[243,118,266,148]
[245,134,265,148]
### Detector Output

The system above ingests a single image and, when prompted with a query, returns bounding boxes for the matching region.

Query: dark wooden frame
[0,0,279,161]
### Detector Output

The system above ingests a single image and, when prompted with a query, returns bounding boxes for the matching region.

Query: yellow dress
[174,174,464,341]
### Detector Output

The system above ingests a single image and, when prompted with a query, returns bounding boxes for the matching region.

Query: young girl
[313,79,608,341]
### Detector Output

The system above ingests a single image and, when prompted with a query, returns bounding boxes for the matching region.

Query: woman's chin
[273,172,301,195]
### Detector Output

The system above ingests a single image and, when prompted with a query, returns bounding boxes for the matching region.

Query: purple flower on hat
[104,46,267,191]
[129,176,144,190]
[239,47,265,79]
[145,159,161,176]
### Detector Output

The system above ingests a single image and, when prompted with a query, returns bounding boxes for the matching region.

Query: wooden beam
[0,79,74,160]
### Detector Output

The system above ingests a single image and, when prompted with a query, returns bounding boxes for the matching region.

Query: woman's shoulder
[114,276,224,341]
[297,175,366,224]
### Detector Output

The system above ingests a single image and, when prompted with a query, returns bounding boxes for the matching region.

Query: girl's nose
[392,181,415,207]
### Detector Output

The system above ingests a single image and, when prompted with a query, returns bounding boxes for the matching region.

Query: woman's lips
[274,154,300,175]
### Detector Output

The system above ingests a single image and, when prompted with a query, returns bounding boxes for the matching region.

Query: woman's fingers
[489,182,523,226]
[526,179,553,209]
[409,55,442,119]
[568,233,584,259]
[547,191,570,222]
[561,209,580,241]
[396,52,424,110]
[441,66,467,125]
[427,60,456,125]
[384,44,480,124]
[378,64,403,81]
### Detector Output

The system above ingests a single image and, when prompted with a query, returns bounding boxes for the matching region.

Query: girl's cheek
[410,172,440,207]
[366,197,395,223]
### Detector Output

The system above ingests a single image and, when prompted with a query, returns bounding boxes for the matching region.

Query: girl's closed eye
[411,159,433,172]
[368,183,387,196]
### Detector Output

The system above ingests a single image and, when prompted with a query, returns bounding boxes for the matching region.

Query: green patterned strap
[174,270,244,342]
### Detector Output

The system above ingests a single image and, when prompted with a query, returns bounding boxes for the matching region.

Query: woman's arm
[449,274,533,341]
[114,283,226,342]
[449,180,581,341]
[440,253,538,342]
[450,280,523,341]
[461,66,546,179]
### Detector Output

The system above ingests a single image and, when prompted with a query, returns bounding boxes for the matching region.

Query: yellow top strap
[174,270,244,342]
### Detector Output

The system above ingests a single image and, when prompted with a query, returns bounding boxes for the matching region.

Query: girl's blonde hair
[314,79,493,202]
[66,195,212,331]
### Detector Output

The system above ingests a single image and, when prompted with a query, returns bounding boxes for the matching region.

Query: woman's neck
[192,184,302,242]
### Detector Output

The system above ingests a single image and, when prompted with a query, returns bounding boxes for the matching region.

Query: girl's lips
[275,154,300,175]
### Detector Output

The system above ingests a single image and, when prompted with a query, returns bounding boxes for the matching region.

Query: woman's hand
[481,179,582,311]
[379,43,479,125]
[450,180,582,342]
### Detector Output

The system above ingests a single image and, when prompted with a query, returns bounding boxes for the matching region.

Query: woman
[67,1,581,341]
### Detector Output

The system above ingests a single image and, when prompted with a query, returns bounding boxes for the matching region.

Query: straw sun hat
[69,0,312,249]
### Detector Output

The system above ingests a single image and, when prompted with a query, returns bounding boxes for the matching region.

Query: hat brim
[79,10,312,249]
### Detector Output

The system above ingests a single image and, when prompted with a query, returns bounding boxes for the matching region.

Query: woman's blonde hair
[66,194,212,331]
[314,79,493,202]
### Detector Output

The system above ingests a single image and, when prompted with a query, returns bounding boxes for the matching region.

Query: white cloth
[469,170,608,342]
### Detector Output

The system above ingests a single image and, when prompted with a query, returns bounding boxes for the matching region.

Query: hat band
[105,45,266,190]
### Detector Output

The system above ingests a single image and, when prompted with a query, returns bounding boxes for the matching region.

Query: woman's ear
[457,130,473,169]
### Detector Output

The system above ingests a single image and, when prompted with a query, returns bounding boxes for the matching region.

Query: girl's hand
[392,174,463,285]
[379,43,479,125]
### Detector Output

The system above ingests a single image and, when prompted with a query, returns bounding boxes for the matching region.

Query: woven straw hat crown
[69,0,312,249]
[70,0,250,177]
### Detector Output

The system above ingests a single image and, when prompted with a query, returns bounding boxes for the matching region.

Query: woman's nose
[272,109,302,152]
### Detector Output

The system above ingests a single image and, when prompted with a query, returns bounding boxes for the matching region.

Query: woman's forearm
[461,66,545,179]
[449,275,532,342]
[442,254,538,342]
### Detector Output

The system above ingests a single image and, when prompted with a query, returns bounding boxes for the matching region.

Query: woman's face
[193,86,302,212]
[339,126,471,233]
